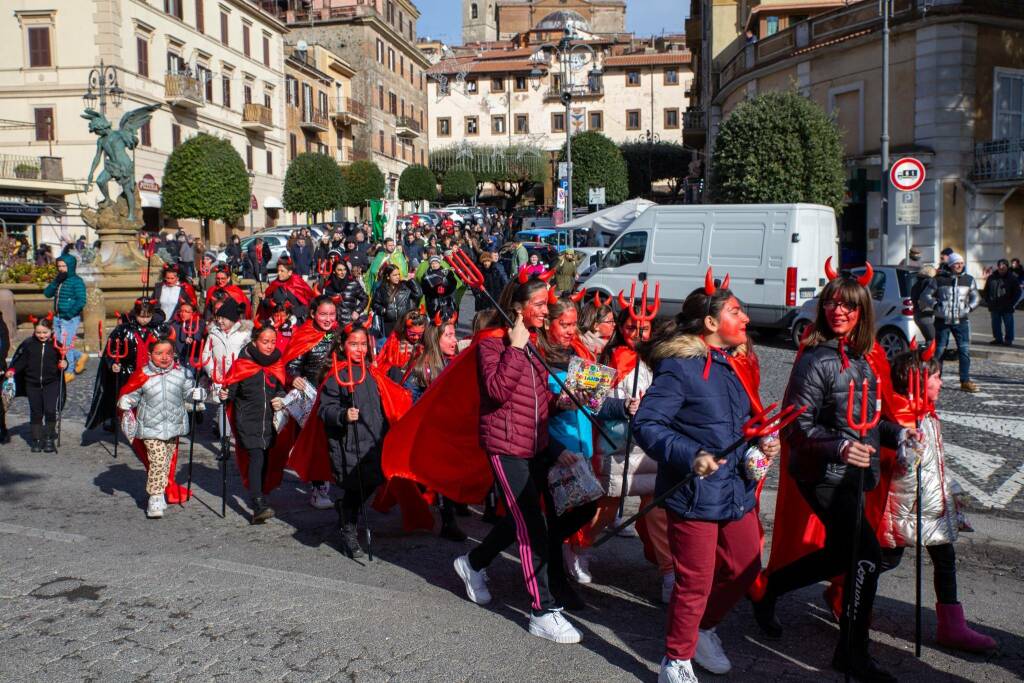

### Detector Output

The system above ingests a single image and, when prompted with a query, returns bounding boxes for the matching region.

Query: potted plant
[14,163,40,179]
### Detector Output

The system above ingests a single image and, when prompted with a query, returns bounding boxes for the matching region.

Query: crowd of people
[0,216,1004,682]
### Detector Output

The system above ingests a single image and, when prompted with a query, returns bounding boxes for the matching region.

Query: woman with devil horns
[377,308,427,383]
[5,314,68,452]
[260,256,315,324]
[752,261,906,683]
[452,268,587,645]
[633,272,779,682]
[578,291,616,357]
[205,264,251,321]
[322,258,368,323]
[152,263,198,323]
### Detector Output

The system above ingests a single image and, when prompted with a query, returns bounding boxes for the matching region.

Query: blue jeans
[934,319,971,383]
[990,309,1015,344]
[53,316,82,372]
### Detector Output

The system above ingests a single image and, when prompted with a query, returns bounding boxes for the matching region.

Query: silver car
[790,264,922,358]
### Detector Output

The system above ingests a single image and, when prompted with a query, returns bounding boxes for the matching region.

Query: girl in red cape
[117,337,203,518]
[260,256,315,323]
[752,268,906,683]
[377,308,427,382]
[219,323,288,525]
[205,264,251,320]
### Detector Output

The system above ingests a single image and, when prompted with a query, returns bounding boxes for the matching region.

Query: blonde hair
[919,265,937,278]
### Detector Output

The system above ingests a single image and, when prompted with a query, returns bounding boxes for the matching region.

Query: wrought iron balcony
[683,107,706,132]
[164,73,205,108]
[395,116,421,138]
[973,138,1024,185]
[332,97,367,125]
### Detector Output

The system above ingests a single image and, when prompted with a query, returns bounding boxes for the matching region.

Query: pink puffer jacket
[477,336,551,458]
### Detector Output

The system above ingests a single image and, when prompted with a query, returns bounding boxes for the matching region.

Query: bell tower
[462,0,497,44]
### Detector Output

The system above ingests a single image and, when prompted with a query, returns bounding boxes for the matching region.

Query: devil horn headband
[824,256,873,287]
[569,288,586,304]
[703,267,730,295]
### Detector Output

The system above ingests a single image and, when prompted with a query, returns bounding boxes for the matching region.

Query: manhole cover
[30,578,105,602]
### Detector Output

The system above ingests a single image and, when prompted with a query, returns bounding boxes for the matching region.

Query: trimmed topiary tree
[163,133,249,240]
[342,159,386,209]
[711,90,845,214]
[441,168,477,203]
[398,164,437,204]
[283,152,345,222]
[558,131,628,207]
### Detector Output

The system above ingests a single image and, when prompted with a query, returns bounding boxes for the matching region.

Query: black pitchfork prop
[184,326,203,499]
[843,378,882,682]
[53,332,73,452]
[333,351,372,561]
[210,353,234,518]
[594,402,806,547]
[615,277,660,517]
[445,248,619,450]
[104,327,129,459]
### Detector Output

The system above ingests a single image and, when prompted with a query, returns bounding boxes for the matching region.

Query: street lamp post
[880,0,891,264]
[82,60,124,115]
[247,171,256,235]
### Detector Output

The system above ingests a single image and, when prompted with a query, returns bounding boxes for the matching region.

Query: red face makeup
[621,317,652,348]
[716,296,749,347]
[405,325,426,344]
[215,273,228,287]
[521,289,549,330]
[344,330,369,364]
[547,307,579,347]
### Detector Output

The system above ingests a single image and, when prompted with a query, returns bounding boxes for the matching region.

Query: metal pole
[880,0,891,264]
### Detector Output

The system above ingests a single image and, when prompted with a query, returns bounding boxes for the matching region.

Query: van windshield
[603,231,648,268]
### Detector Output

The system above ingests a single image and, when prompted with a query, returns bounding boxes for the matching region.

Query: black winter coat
[371,281,422,335]
[227,346,286,451]
[10,336,64,387]
[323,275,368,322]
[782,341,901,491]
[421,268,458,318]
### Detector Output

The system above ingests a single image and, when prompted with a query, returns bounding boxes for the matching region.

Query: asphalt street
[1,299,1023,682]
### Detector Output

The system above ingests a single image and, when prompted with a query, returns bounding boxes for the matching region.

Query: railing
[164,73,204,103]
[544,83,604,100]
[973,138,1024,183]
[395,116,422,133]
[301,108,329,130]
[683,108,706,132]
[333,97,367,120]
[242,103,273,127]
[0,154,64,181]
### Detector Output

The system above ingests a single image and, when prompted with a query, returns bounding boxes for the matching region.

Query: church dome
[535,10,591,33]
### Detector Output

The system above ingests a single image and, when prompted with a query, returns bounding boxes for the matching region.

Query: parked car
[789,264,922,358]
[216,233,290,271]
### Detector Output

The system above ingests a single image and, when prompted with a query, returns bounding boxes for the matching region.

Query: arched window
[471,3,478,19]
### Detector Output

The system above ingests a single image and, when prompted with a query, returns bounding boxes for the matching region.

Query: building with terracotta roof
[462,0,626,44]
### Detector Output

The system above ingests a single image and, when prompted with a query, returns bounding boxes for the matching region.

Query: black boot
[751,594,783,639]
[334,499,364,559]
[832,643,897,683]
[43,423,56,453]
[438,497,467,542]
[30,424,43,453]
[251,497,275,524]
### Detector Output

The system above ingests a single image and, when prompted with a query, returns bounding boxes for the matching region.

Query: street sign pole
[880,0,891,264]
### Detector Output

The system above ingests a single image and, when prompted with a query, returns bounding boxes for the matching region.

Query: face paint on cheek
[718,313,747,345]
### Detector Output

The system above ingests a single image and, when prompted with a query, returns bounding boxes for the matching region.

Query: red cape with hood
[762,342,893,595]
[206,284,252,318]
[118,366,191,504]
[262,274,315,315]
[221,354,289,493]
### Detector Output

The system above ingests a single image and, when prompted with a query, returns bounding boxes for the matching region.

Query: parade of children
[4,228,1012,683]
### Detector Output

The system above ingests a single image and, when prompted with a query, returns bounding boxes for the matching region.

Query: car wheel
[791,319,810,348]
[878,327,908,359]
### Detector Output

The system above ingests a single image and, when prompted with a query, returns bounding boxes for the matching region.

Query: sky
[416,0,688,45]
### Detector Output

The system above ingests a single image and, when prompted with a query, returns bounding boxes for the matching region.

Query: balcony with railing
[242,103,274,132]
[0,154,84,195]
[164,73,205,108]
[395,116,421,139]
[973,138,1024,186]
[331,97,367,125]
[683,108,706,132]
[543,83,604,101]
[296,107,329,133]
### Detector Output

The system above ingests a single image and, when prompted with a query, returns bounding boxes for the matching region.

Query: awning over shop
[140,191,162,209]
[264,195,283,209]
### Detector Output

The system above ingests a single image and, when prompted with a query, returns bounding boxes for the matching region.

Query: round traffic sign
[890,157,926,192]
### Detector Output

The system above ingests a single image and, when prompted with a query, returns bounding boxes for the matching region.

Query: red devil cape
[571,337,596,363]
[282,320,332,365]
[118,367,191,504]
[381,328,507,504]
[221,356,290,493]
[263,274,315,313]
[206,284,252,318]
[764,342,892,581]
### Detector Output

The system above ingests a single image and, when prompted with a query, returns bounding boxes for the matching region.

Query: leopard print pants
[144,439,175,495]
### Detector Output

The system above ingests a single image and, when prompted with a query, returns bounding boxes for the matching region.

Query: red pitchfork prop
[906,356,934,659]
[332,351,373,561]
[104,333,130,459]
[445,248,620,451]
[595,402,807,547]
[197,259,212,298]
[317,258,334,285]
[184,333,205,498]
[842,378,882,681]
[53,332,73,451]
[615,277,661,517]
[141,238,157,299]
[209,352,234,518]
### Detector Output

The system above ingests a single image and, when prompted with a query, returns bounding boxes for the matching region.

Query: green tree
[441,168,477,203]
[620,141,692,200]
[711,90,845,214]
[162,133,249,240]
[558,131,628,207]
[283,152,345,222]
[342,160,386,209]
[430,144,547,209]
[398,164,437,203]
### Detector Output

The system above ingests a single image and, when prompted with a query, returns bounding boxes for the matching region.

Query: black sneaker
[30,440,42,453]
[831,648,897,682]
[751,595,783,639]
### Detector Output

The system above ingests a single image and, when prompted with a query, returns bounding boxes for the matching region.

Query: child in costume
[6,315,67,452]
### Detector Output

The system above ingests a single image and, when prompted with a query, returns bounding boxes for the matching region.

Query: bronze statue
[82,104,160,222]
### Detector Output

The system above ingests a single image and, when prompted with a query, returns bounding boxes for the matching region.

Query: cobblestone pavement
[1,310,1022,681]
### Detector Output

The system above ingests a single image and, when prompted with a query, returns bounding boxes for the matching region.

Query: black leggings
[247,447,267,500]
[329,442,385,519]
[765,480,881,652]
[881,543,958,605]
[468,455,597,614]
[27,382,60,426]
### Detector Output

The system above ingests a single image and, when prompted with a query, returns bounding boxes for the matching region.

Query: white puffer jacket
[203,320,253,395]
[597,359,656,497]
[879,414,958,548]
[118,363,196,441]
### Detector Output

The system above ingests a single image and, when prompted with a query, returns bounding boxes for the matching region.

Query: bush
[441,169,477,202]
[162,133,250,238]
[711,91,845,214]
[283,152,345,220]
[558,131,628,207]
[398,164,437,203]
[620,141,691,199]
[342,160,386,207]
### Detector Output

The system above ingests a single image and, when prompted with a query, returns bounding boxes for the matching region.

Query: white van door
[593,230,650,298]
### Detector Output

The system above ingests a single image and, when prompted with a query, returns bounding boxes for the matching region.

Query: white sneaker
[453,555,492,605]
[661,572,675,604]
[615,515,639,537]
[659,658,698,683]
[309,483,333,509]
[146,495,165,519]
[693,628,731,674]
[562,545,593,584]
[528,608,582,644]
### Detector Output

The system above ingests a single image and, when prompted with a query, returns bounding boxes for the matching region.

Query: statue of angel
[81,104,160,221]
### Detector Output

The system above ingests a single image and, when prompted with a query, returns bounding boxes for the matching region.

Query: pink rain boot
[935,602,997,653]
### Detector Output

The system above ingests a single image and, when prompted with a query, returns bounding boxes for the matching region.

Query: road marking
[0,522,87,544]
[943,444,1005,483]
[743,635,821,672]
[942,411,1024,441]
[947,462,1024,509]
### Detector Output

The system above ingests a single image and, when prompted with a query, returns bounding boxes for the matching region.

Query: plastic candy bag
[1,376,15,412]
[121,409,139,442]
[547,457,604,516]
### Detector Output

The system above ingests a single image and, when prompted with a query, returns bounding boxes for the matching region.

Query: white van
[581,203,838,328]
